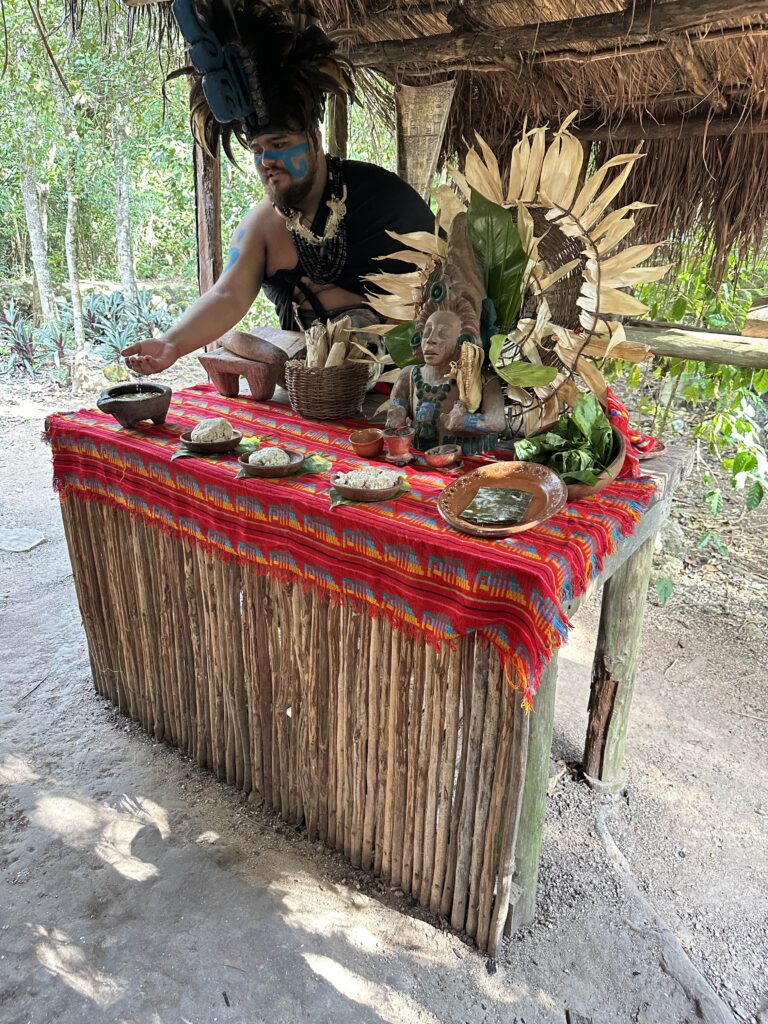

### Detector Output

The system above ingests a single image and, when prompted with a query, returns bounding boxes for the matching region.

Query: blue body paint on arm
[224,246,240,272]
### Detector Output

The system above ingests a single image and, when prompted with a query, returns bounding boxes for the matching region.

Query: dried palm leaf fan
[364,113,670,437]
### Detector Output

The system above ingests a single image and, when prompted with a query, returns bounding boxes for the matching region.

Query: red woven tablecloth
[46,384,656,707]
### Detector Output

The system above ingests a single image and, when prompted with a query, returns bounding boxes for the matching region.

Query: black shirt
[262,159,435,330]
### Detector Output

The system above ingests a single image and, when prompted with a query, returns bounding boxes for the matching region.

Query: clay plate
[637,439,667,461]
[238,450,304,478]
[179,429,243,454]
[437,462,567,538]
[331,472,404,503]
[565,429,626,501]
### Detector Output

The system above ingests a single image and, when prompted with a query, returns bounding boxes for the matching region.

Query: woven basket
[285,360,369,420]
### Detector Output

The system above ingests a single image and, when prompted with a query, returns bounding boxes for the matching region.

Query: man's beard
[265,163,317,210]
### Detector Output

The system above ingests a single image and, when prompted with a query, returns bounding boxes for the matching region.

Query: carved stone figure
[385,213,505,455]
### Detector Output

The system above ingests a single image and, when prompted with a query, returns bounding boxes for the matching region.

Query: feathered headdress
[171,0,355,160]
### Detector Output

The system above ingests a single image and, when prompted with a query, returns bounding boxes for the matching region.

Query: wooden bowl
[238,450,304,478]
[97,383,172,429]
[180,428,243,454]
[566,429,626,501]
[437,462,567,538]
[637,439,667,461]
[424,444,462,469]
[331,471,404,503]
[349,428,384,458]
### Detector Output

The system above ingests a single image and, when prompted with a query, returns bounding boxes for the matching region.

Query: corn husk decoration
[451,342,484,413]
[366,112,670,436]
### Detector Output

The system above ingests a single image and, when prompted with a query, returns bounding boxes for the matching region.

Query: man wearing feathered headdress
[122,0,434,375]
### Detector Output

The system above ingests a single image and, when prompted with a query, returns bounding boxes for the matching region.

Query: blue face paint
[254,141,310,180]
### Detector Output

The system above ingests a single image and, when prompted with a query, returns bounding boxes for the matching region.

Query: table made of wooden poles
[58,448,688,956]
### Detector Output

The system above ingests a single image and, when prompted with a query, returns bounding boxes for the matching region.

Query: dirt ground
[1,369,766,1024]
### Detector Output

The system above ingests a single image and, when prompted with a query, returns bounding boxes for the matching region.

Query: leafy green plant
[467,190,528,334]
[514,393,617,485]
[0,300,36,375]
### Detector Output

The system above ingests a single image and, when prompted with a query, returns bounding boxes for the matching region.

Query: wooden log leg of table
[505,653,559,935]
[582,535,656,790]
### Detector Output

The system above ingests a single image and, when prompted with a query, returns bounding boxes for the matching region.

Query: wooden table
[54,403,689,956]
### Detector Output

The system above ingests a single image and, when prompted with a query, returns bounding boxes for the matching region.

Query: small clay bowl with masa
[331,471,404,503]
[349,428,384,458]
[238,450,304,478]
[97,383,172,429]
[423,444,462,469]
[179,428,243,454]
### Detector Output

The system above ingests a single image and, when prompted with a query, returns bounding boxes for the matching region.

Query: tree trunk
[64,156,88,391]
[20,159,56,324]
[113,120,139,307]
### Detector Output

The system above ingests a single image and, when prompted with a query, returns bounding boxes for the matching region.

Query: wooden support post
[582,535,656,789]
[327,94,348,161]
[505,653,559,934]
[192,139,222,296]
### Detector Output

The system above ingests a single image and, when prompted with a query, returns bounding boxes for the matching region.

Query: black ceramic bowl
[97,383,172,429]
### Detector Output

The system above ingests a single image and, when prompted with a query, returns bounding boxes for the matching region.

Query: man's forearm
[163,284,254,358]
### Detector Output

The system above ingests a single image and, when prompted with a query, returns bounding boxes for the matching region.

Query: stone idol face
[385,215,505,456]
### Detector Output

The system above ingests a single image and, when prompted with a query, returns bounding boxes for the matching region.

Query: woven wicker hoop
[285,360,369,420]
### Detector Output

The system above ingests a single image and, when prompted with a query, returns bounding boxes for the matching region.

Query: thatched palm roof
[115,0,768,274]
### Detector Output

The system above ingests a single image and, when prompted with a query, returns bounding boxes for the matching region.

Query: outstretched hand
[121,339,178,376]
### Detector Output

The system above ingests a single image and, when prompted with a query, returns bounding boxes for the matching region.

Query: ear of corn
[453,343,484,413]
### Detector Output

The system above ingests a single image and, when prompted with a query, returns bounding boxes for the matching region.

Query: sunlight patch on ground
[94,818,159,881]
[0,753,40,786]
[304,954,441,1024]
[34,926,126,1009]
[32,792,170,881]
[195,830,221,845]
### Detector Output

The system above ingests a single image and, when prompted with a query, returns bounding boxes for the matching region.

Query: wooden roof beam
[668,34,728,111]
[574,111,768,140]
[348,0,768,67]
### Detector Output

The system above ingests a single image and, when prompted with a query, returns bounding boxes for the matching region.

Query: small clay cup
[424,444,462,469]
[349,428,384,458]
[383,425,415,462]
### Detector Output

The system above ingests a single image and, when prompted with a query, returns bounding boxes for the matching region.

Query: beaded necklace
[413,366,456,446]
[274,156,348,284]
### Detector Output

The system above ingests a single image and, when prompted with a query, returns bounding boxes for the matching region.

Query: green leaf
[329,481,410,509]
[712,534,729,557]
[669,296,688,322]
[302,454,332,474]
[384,321,419,369]
[746,480,765,511]
[696,532,711,550]
[489,333,506,368]
[732,450,758,479]
[706,489,723,516]
[562,468,601,485]
[571,392,601,441]
[467,190,528,333]
[495,361,558,387]
[655,578,674,606]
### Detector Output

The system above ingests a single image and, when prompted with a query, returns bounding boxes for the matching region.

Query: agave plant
[0,300,36,376]
[364,113,669,436]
